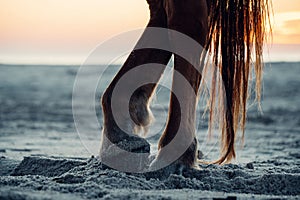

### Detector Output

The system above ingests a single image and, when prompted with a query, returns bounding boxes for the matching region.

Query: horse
[99,0,271,170]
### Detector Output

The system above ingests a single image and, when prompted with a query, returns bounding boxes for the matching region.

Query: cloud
[273,0,300,13]
[282,19,300,35]
[273,14,300,44]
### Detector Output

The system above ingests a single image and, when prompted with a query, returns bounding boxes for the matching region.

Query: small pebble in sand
[246,163,254,169]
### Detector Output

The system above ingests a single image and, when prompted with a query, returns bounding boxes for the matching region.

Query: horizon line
[0,61,299,67]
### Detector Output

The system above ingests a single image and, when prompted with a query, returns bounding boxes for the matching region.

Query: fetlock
[129,89,154,135]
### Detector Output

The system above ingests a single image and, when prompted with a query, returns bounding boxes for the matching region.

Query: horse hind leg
[152,0,208,169]
[100,0,172,165]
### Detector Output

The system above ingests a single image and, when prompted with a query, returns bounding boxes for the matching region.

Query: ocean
[0,62,299,161]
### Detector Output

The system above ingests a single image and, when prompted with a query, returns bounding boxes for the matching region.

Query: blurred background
[0,0,299,163]
[0,0,300,64]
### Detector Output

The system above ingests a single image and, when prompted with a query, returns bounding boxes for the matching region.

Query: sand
[0,155,299,199]
[0,63,300,199]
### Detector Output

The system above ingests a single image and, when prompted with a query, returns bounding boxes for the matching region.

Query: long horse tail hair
[202,0,272,164]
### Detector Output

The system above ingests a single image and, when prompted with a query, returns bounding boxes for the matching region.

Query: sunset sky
[0,0,300,64]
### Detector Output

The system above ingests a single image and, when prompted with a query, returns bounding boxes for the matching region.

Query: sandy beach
[0,62,299,199]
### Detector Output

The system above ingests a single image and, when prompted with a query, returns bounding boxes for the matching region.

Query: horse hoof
[116,135,150,153]
[100,135,151,172]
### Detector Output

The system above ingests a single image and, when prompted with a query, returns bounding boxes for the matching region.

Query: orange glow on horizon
[0,0,299,64]
[0,0,149,46]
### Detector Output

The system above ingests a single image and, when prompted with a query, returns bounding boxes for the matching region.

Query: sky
[0,0,300,64]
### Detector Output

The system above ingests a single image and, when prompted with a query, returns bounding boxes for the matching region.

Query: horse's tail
[203,0,272,164]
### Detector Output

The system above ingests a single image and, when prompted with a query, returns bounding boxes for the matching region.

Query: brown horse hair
[201,0,272,164]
